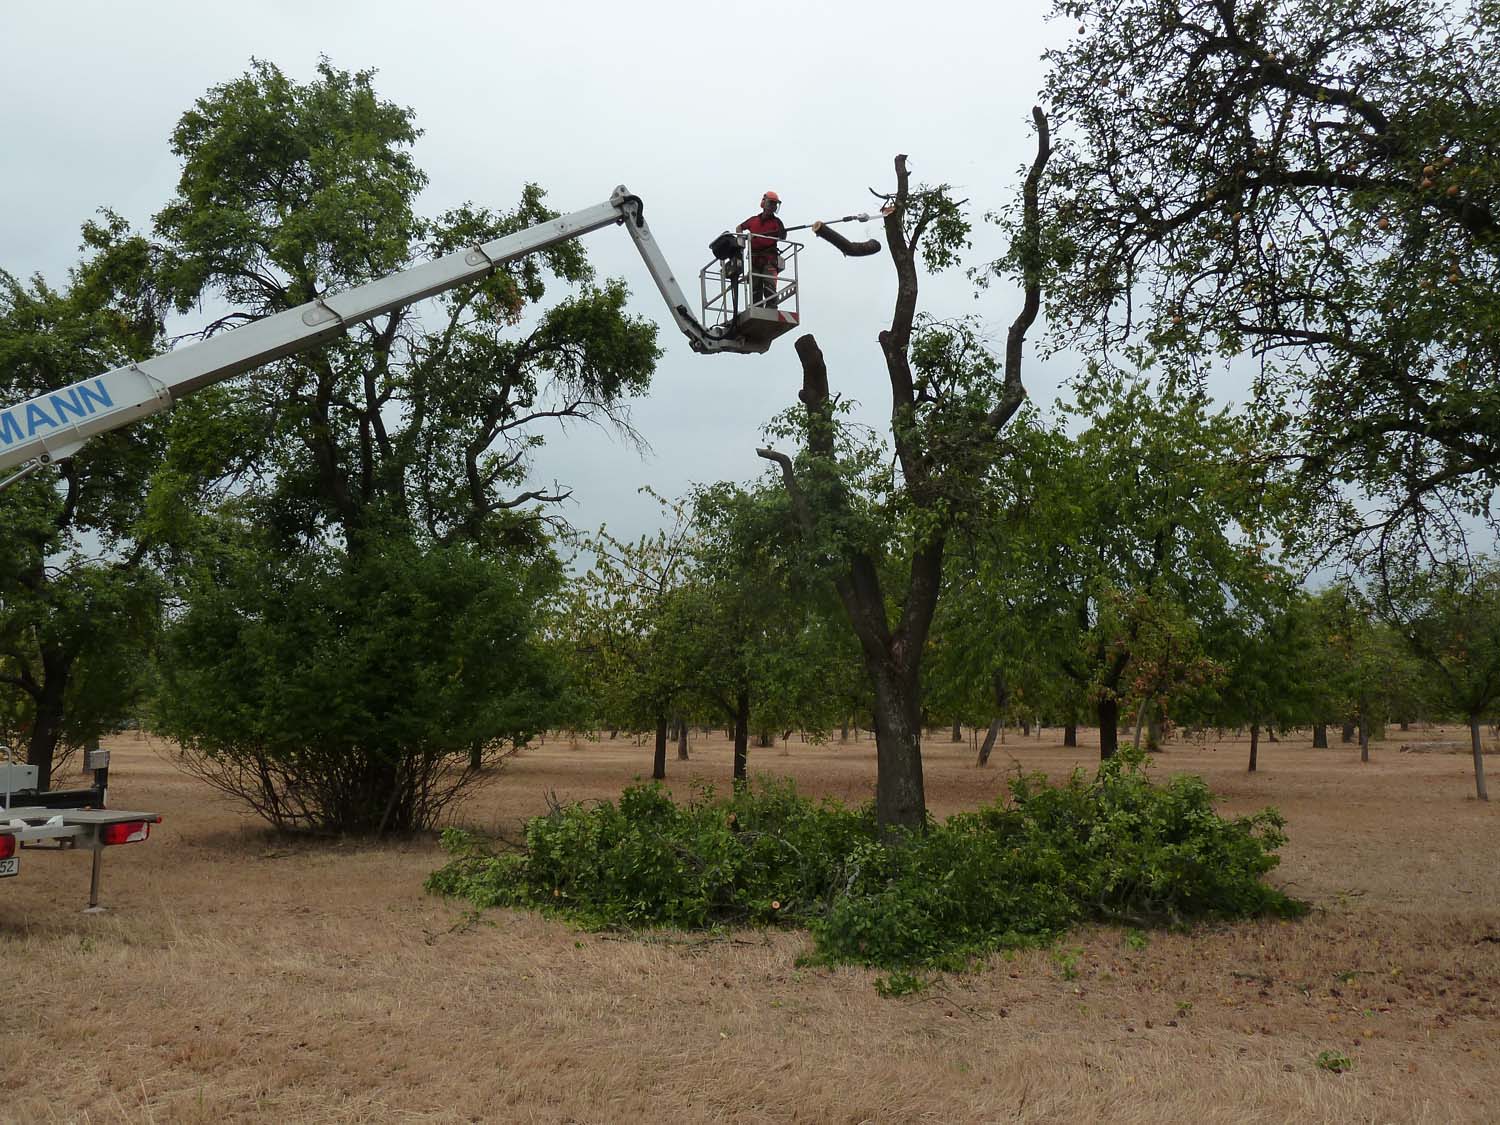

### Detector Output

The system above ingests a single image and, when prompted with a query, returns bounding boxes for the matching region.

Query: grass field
[3,726,1497,1123]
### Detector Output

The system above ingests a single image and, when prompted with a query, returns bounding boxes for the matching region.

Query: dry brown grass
[3,725,1498,1123]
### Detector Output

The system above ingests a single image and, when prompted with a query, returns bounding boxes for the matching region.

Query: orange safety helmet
[762,190,781,209]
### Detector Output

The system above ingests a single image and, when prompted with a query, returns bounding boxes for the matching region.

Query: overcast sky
[3,1,1077,541]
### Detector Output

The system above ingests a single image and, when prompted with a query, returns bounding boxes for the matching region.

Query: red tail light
[0,834,14,859]
[100,821,150,846]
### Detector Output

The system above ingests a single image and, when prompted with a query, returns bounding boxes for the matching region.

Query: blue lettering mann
[0,379,114,449]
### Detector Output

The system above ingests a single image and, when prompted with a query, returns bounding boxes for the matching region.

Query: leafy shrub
[428,750,1305,969]
[156,537,562,834]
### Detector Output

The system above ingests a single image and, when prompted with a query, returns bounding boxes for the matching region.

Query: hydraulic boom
[0,187,763,481]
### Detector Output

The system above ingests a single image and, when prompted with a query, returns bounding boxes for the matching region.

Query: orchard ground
[3,726,1497,1124]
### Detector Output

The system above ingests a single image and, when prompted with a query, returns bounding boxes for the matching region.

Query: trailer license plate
[0,857,17,878]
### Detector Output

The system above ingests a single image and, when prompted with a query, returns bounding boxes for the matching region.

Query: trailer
[1,748,160,912]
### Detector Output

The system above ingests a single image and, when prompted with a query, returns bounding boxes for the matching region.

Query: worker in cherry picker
[736,191,786,306]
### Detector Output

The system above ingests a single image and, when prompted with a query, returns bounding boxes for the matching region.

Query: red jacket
[739,213,786,260]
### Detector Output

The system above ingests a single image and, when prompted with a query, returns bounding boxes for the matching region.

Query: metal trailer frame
[2,746,160,911]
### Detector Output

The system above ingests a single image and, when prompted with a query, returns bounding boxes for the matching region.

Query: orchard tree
[563,503,696,782]
[758,119,1050,834]
[686,482,850,781]
[150,60,659,831]
[1000,377,1290,759]
[0,217,178,787]
[1312,584,1424,761]
[151,59,659,551]
[923,408,1065,764]
[1199,592,1317,772]
[1039,0,1500,558]
[1380,558,1500,799]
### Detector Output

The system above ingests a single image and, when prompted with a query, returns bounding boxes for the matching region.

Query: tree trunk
[756,731,773,749]
[871,666,926,834]
[840,720,849,743]
[733,690,750,784]
[1358,707,1370,764]
[1341,721,1355,744]
[26,658,69,792]
[1063,723,1078,748]
[676,718,689,761]
[1131,699,1147,751]
[976,718,1002,767]
[1020,718,1031,737]
[1146,706,1162,752]
[1098,697,1120,760]
[1470,714,1489,801]
[1248,720,1259,773]
[950,719,962,742]
[652,715,668,780]
[1312,723,1328,749]
[1399,720,1410,731]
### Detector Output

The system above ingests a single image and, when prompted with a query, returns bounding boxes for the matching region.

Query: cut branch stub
[813,223,882,258]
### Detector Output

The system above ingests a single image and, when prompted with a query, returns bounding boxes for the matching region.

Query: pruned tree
[757,114,1051,834]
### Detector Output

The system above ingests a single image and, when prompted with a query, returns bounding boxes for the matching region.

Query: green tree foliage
[0,217,174,785]
[155,539,560,833]
[1379,558,1500,798]
[560,498,698,780]
[559,486,852,780]
[151,59,660,548]
[148,60,659,831]
[1196,593,1319,771]
[1038,0,1500,555]
[685,482,853,777]
[1308,584,1427,760]
[953,377,1290,759]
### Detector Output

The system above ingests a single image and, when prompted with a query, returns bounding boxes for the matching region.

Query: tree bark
[1146,705,1162,752]
[976,718,1002,767]
[1341,721,1355,743]
[1358,706,1370,764]
[1098,697,1120,760]
[951,719,962,742]
[26,651,70,791]
[1020,718,1031,737]
[733,689,750,784]
[652,715,668,780]
[1063,723,1078,748]
[676,718,689,761]
[871,664,927,833]
[1312,723,1328,748]
[1248,720,1260,773]
[1470,714,1489,801]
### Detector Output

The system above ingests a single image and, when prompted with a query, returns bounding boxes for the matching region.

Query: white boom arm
[0,186,756,479]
